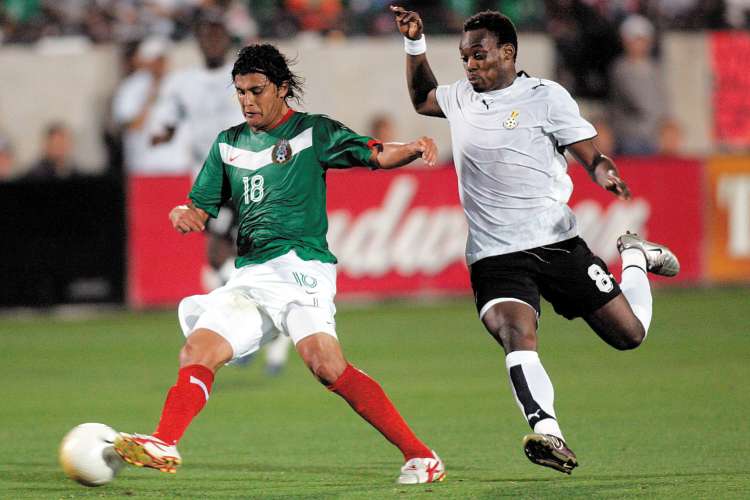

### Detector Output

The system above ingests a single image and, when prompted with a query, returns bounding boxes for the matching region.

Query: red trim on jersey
[367,139,383,150]
[269,109,295,130]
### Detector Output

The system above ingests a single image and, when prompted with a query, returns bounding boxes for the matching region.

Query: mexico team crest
[272,138,292,164]
[503,110,520,129]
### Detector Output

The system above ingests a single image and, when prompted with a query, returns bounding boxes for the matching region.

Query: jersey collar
[268,108,295,130]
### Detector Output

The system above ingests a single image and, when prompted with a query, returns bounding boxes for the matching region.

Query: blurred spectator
[725,0,750,28]
[659,118,684,156]
[609,14,667,156]
[368,113,397,143]
[544,0,622,99]
[112,35,190,174]
[25,122,81,179]
[148,8,241,173]
[0,134,15,181]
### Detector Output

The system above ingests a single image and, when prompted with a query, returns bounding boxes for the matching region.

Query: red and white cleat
[113,433,182,473]
[397,450,446,484]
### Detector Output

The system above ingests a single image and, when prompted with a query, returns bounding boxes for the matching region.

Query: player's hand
[170,204,207,234]
[390,5,423,40]
[413,136,437,166]
[594,164,631,200]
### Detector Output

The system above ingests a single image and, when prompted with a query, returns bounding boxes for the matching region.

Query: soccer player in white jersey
[392,6,680,474]
[114,43,445,485]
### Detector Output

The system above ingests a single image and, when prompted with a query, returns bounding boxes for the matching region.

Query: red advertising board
[568,156,703,283]
[711,32,750,147]
[127,176,206,307]
[127,157,704,306]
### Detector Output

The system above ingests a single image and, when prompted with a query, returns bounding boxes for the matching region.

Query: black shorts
[470,237,621,320]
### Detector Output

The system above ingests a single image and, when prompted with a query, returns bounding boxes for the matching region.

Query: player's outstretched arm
[373,137,438,169]
[390,5,444,117]
[567,139,631,200]
[169,203,209,234]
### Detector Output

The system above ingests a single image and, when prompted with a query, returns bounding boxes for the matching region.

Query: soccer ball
[59,423,124,487]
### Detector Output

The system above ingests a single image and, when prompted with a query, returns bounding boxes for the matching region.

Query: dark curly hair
[232,44,304,103]
[464,11,518,61]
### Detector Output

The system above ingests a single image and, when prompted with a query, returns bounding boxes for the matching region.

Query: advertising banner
[127,157,704,306]
[127,176,206,307]
[568,156,703,283]
[706,156,750,282]
[711,32,750,148]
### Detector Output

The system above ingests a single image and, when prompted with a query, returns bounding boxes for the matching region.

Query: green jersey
[189,111,378,267]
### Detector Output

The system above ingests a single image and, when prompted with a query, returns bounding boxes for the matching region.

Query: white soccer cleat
[113,433,182,473]
[617,232,680,277]
[397,451,445,484]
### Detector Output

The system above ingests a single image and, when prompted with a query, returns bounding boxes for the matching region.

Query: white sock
[505,351,564,441]
[265,334,292,367]
[620,249,653,335]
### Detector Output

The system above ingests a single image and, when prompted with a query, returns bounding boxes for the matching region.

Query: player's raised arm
[390,5,444,117]
[567,139,631,200]
[372,137,438,169]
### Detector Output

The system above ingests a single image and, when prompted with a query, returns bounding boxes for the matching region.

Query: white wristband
[404,35,426,56]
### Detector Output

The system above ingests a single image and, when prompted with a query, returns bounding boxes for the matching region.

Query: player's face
[234,73,289,132]
[459,28,516,92]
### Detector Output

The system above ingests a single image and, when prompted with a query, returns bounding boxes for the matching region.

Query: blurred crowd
[0,0,748,182]
[0,0,746,45]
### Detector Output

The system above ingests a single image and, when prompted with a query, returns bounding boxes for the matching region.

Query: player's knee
[297,334,346,385]
[613,322,646,350]
[179,329,232,371]
[490,323,536,352]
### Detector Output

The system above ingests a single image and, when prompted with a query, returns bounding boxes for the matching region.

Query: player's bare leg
[585,233,680,349]
[296,333,445,484]
[482,301,578,474]
[115,329,232,473]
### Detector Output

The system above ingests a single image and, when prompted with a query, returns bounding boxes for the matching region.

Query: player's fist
[390,5,423,40]
[170,204,208,234]
[413,136,438,166]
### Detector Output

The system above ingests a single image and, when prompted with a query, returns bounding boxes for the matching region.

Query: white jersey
[435,74,596,264]
[150,63,243,171]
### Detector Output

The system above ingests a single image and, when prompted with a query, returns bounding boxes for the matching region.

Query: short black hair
[232,44,304,103]
[464,11,518,60]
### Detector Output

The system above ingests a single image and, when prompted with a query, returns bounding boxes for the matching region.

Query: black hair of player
[463,11,518,61]
[232,44,304,104]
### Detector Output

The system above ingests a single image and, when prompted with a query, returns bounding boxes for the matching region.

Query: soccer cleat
[617,232,680,277]
[113,433,182,473]
[523,433,578,475]
[397,450,446,484]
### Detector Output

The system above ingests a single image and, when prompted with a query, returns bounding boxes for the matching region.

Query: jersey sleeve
[541,83,597,147]
[313,116,379,169]
[188,134,229,218]
[435,82,458,117]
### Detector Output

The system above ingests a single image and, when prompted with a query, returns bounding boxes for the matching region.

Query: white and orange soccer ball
[59,423,124,487]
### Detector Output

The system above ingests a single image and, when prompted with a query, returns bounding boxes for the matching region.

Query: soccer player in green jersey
[113,43,445,485]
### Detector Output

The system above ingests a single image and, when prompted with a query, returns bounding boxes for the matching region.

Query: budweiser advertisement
[128,158,703,306]
[706,156,750,282]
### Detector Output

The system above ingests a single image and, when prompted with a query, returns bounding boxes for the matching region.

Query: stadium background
[0,1,748,498]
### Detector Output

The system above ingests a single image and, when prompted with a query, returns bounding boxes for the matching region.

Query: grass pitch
[1,287,748,499]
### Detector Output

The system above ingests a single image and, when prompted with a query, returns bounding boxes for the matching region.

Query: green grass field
[1,287,748,499]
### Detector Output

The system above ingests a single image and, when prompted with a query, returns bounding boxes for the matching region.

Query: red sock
[328,364,432,461]
[152,364,214,445]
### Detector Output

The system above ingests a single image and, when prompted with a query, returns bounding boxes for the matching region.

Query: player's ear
[501,43,515,62]
[277,82,289,99]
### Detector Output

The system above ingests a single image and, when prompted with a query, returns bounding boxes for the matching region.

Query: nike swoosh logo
[229,154,243,162]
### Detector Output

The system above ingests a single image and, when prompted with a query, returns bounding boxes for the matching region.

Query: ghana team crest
[272,138,292,164]
[503,110,520,129]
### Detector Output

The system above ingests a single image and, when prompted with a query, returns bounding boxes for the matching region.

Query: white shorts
[177,250,337,362]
